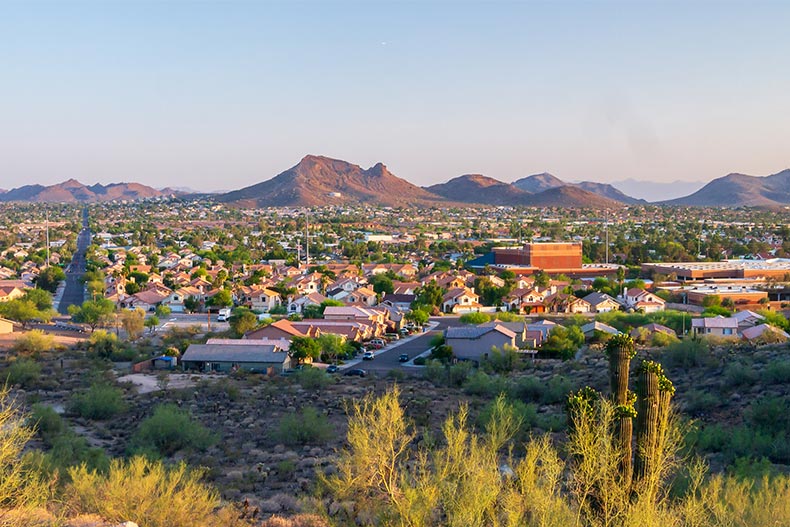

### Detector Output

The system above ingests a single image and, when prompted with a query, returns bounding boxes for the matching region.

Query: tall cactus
[605,333,637,488]
[634,360,675,500]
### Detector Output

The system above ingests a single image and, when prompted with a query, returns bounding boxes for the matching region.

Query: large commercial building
[642,259,790,281]
[468,242,619,278]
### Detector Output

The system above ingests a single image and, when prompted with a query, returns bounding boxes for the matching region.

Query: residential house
[581,321,620,339]
[584,292,621,313]
[691,316,738,338]
[732,310,766,329]
[504,288,546,314]
[181,343,291,374]
[445,324,517,362]
[442,287,482,314]
[245,319,316,340]
[248,288,281,313]
[346,286,377,306]
[287,292,327,314]
[630,323,677,342]
[623,288,665,313]
[544,293,591,314]
[741,324,790,343]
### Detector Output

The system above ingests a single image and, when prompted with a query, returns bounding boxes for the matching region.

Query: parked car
[384,333,400,341]
[362,351,375,360]
[398,353,409,362]
[344,368,367,377]
[326,364,340,373]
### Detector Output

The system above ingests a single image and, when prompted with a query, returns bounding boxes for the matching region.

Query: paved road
[58,207,90,315]
[355,317,462,374]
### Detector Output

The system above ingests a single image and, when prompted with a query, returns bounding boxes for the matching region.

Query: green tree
[69,298,116,332]
[290,336,321,364]
[317,333,350,363]
[120,308,145,341]
[35,266,66,293]
[23,289,53,311]
[534,270,550,289]
[228,308,257,337]
[208,289,232,308]
[144,315,160,334]
[154,304,172,318]
[370,274,395,295]
[405,307,430,327]
[0,299,53,328]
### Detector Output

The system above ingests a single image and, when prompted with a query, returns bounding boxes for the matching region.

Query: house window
[723,328,733,335]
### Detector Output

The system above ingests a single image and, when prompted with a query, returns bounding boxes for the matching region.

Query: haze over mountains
[1,156,788,208]
[0,179,175,203]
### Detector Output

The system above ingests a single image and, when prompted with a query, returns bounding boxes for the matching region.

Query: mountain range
[0,179,177,203]
[2,158,789,208]
[662,169,790,207]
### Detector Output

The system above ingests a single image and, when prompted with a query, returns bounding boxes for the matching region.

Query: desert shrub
[412,356,427,366]
[477,396,538,445]
[650,331,679,348]
[0,386,51,510]
[511,375,545,402]
[295,367,331,390]
[459,312,491,324]
[29,404,65,444]
[683,389,719,414]
[69,383,126,420]
[47,432,111,476]
[765,359,790,384]
[66,456,233,527]
[130,404,217,456]
[747,396,790,436]
[722,361,759,389]
[463,370,509,397]
[12,330,55,355]
[482,345,522,373]
[541,376,574,405]
[273,406,333,445]
[6,357,42,387]
[661,338,712,368]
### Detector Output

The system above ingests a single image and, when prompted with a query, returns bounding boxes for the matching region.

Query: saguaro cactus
[605,333,637,488]
[634,360,675,500]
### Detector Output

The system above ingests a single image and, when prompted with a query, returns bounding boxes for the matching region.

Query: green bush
[765,360,790,384]
[459,312,491,324]
[131,404,217,456]
[48,432,111,475]
[511,375,544,402]
[294,367,331,390]
[6,358,41,387]
[413,356,427,366]
[69,383,126,420]
[684,389,719,414]
[463,371,509,397]
[722,361,759,389]
[541,375,573,405]
[661,338,712,368]
[272,406,333,445]
[29,404,65,445]
[477,397,538,445]
[747,396,790,436]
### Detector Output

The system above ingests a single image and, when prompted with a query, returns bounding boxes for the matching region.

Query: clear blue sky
[1,0,789,191]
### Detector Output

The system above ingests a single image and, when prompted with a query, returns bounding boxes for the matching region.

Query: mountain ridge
[0,180,177,203]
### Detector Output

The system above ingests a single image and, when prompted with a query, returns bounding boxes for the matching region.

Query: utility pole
[45,207,50,267]
[605,210,609,265]
[305,210,310,268]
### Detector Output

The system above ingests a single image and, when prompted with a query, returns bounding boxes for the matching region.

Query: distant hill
[216,155,442,207]
[512,172,642,204]
[425,174,530,206]
[574,182,646,205]
[663,169,790,207]
[0,179,176,203]
[512,173,565,193]
[520,186,623,208]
